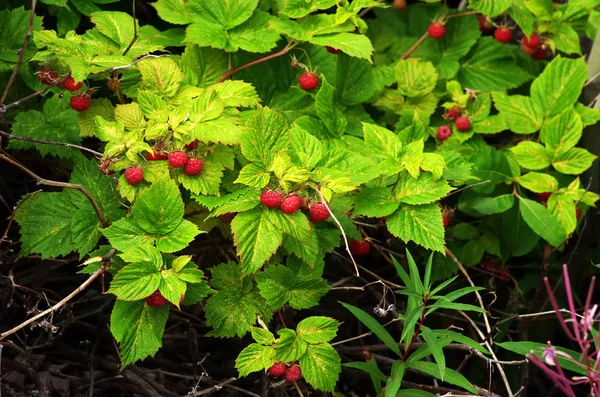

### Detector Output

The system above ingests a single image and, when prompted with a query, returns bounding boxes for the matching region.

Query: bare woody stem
[0,0,38,105]
[0,152,109,227]
[122,0,138,56]
[0,249,115,341]
[0,129,103,158]
[218,39,296,83]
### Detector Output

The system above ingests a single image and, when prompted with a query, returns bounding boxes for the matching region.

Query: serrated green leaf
[235,343,275,377]
[280,0,336,18]
[299,343,341,392]
[316,77,347,137]
[468,0,511,16]
[108,262,162,301]
[119,245,163,270]
[541,107,583,157]
[159,269,186,307]
[275,329,307,362]
[492,92,543,134]
[137,56,184,99]
[155,219,201,253]
[309,33,374,61]
[250,327,275,345]
[387,204,445,253]
[552,147,597,174]
[297,317,340,344]
[354,186,400,217]
[132,178,184,234]
[395,173,454,205]
[516,172,559,193]
[519,198,567,246]
[395,59,438,98]
[510,141,552,170]
[548,194,577,234]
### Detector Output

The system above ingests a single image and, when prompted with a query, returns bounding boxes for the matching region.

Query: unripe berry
[393,0,407,10]
[260,190,283,208]
[442,214,450,228]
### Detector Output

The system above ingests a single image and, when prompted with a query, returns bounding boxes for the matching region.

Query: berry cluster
[37,68,89,111]
[260,190,330,222]
[437,107,471,141]
[267,363,302,383]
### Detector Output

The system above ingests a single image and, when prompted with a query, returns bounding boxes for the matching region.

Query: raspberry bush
[1,0,600,395]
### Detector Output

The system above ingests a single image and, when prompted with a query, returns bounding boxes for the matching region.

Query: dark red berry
[145,290,168,307]
[284,365,302,383]
[268,362,287,377]
[350,240,371,256]
[455,116,471,132]
[280,195,302,214]
[537,192,551,202]
[124,167,144,185]
[309,203,330,222]
[107,78,121,92]
[38,68,58,85]
[299,73,319,91]
[531,47,547,60]
[260,190,283,208]
[428,23,446,39]
[168,151,188,168]
[393,0,407,10]
[326,46,341,54]
[146,150,167,161]
[70,95,91,112]
[576,207,582,220]
[183,158,203,176]
[185,139,199,150]
[494,27,512,43]
[64,77,83,92]
[477,15,493,34]
[446,107,461,120]
[522,43,537,55]
[523,33,541,48]
[442,215,450,228]
[437,125,452,141]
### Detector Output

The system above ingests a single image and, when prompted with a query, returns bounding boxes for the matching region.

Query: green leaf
[297,317,340,344]
[516,172,559,193]
[341,303,401,356]
[231,208,284,274]
[530,56,588,119]
[541,107,583,157]
[354,186,400,218]
[137,56,185,99]
[407,361,477,394]
[109,262,162,301]
[502,203,540,256]
[395,173,454,205]
[518,198,567,246]
[336,55,377,106]
[235,343,275,377]
[214,80,260,107]
[316,77,347,137]
[551,22,582,55]
[420,326,446,381]
[131,178,184,234]
[468,0,511,16]
[280,0,336,18]
[552,148,597,174]
[250,327,276,345]
[179,44,229,87]
[452,224,480,240]
[363,122,403,162]
[432,329,490,355]
[459,194,515,215]
[309,33,374,61]
[387,204,445,253]
[155,220,201,253]
[395,59,438,98]
[102,218,156,252]
[548,194,577,235]
[385,361,405,397]
[110,300,169,369]
[159,269,187,307]
[299,343,341,392]
[190,0,257,29]
[275,329,308,362]
[119,245,163,269]
[492,92,543,134]
[510,141,552,170]
[241,106,289,169]
[171,255,191,272]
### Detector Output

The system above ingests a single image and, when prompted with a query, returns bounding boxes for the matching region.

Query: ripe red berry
[523,33,541,48]
[38,68,58,85]
[184,158,203,176]
[268,362,287,377]
[284,365,302,383]
[522,43,537,55]
[70,95,91,112]
[146,150,167,161]
[124,167,144,185]
[64,77,83,92]
[446,107,461,120]
[299,73,319,91]
[393,0,407,10]
[260,190,283,208]
[576,207,582,220]
[326,46,341,54]
[350,240,371,256]
[494,27,512,43]
[168,151,188,168]
[309,203,330,222]
[428,23,446,39]
[537,192,551,202]
[531,47,547,61]
[145,290,168,307]
[477,15,493,34]
[442,214,450,228]
[185,139,199,150]
[455,116,471,132]
[437,125,452,141]
[280,195,303,214]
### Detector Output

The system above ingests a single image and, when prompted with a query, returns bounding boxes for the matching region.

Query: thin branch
[218,39,296,83]
[584,69,600,88]
[0,189,42,245]
[0,152,109,227]
[122,0,138,56]
[0,250,115,341]
[0,129,103,158]
[0,0,38,105]
[189,378,237,396]
[401,32,428,60]
[0,76,66,114]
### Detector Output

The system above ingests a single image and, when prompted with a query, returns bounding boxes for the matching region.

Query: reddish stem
[277,310,287,328]
[401,299,428,361]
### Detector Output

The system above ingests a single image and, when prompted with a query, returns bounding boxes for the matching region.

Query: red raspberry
[494,27,512,43]
[70,95,91,112]
[145,290,168,307]
[185,139,199,150]
[268,362,287,377]
[124,167,144,185]
[436,126,452,141]
[168,151,188,168]
[184,158,203,176]
[64,77,83,92]
[531,47,547,60]
[280,195,302,214]
[442,214,450,228]
[523,33,541,48]
[522,43,537,55]
[576,207,582,220]
[146,150,167,161]
[393,0,407,10]
[299,73,319,91]
[428,23,446,39]
[309,203,330,222]
[477,15,493,34]
[350,240,371,256]
[260,190,283,208]
[326,46,341,54]
[446,107,461,120]
[455,116,471,132]
[38,68,58,85]
[284,365,302,383]
[537,192,551,202]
